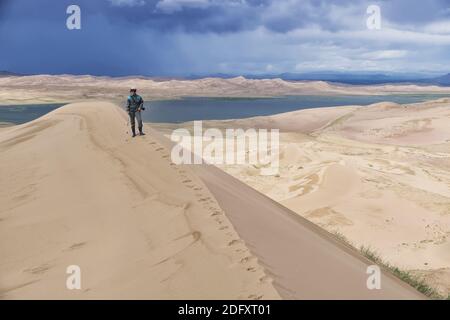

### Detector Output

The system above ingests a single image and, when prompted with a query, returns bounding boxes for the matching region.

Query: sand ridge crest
[0,101,280,299]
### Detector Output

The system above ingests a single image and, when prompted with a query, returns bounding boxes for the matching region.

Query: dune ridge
[0,101,280,299]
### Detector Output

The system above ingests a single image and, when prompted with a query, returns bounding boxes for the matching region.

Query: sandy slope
[190,164,425,300]
[2,75,450,105]
[0,102,280,299]
[141,126,425,299]
[212,99,450,297]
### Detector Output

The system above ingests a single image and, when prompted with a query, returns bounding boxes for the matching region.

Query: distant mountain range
[262,72,431,85]
[423,73,450,86]
[1,70,450,86]
[0,71,21,77]
[188,72,450,86]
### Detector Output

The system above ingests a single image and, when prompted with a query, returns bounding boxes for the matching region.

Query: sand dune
[214,99,450,297]
[0,102,280,299]
[2,75,450,105]
[0,100,430,300]
[145,125,426,300]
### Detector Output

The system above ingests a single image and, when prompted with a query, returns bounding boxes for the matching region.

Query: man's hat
[130,87,137,92]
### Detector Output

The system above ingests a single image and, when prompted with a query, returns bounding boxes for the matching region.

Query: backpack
[130,95,142,106]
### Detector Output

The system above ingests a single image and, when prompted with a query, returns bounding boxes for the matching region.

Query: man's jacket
[127,94,144,113]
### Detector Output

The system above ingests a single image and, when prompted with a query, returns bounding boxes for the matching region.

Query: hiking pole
[126,111,130,135]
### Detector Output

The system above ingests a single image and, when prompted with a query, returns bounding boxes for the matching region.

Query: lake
[141,95,450,123]
[0,104,64,125]
[1,94,449,125]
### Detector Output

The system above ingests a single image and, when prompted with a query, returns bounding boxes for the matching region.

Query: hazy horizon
[1,70,447,79]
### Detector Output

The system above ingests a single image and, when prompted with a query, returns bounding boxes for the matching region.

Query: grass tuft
[329,230,446,299]
[331,230,353,246]
[359,246,444,300]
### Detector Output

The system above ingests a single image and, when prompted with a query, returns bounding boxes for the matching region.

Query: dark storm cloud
[104,0,265,33]
[0,0,450,76]
[0,0,13,21]
[102,0,364,33]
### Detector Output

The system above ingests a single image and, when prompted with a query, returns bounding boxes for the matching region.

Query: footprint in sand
[240,256,256,264]
[24,263,52,275]
[67,242,86,251]
[228,239,243,247]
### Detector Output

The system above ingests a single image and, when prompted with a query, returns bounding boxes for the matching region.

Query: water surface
[1,94,449,125]
[141,94,450,123]
[0,104,63,124]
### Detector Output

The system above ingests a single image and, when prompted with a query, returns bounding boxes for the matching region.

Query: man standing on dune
[126,87,145,137]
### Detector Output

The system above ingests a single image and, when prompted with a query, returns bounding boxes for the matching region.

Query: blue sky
[1,0,450,76]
